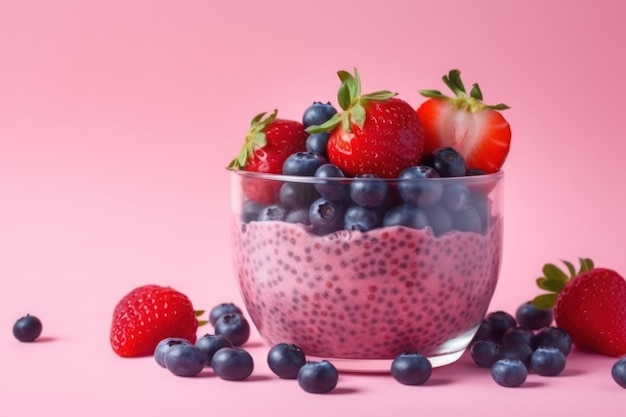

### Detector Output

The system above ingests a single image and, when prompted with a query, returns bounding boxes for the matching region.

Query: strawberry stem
[227,110,278,170]
[531,258,595,309]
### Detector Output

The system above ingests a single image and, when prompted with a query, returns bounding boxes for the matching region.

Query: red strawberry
[110,284,204,357]
[416,69,511,173]
[307,69,424,178]
[532,259,626,357]
[228,110,308,204]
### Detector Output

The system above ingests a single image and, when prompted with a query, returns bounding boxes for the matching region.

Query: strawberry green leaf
[338,82,351,111]
[306,113,343,134]
[362,91,397,101]
[536,277,566,292]
[197,320,209,327]
[194,310,206,317]
[227,110,277,170]
[579,257,594,273]
[562,260,576,277]
[469,83,483,100]
[446,69,466,95]
[542,263,569,283]
[352,104,366,129]
[530,293,558,309]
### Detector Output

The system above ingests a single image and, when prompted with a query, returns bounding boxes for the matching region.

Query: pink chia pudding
[232,215,502,362]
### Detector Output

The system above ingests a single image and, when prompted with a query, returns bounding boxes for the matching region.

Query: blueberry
[285,208,310,225]
[306,132,331,156]
[383,204,428,230]
[390,352,432,385]
[441,184,472,212]
[531,326,572,356]
[531,346,566,376]
[425,146,467,177]
[397,165,443,207]
[470,340,501,368]
[258,205,287,221]
[282,152,327,176]
[344,205,380,232]
[267,343,307,379]
[501,327,534,347]
[309,197,345,235]
[499,343,533,368]
[302,101,338,128]
[471,319,493,344]
[350,174,388,208]
[195,334,233,366]
[490,359,527,387]
[452,207,483,233]
[279,182,319,209]
[242,200,265,223]
[214,313,250,346]
[163,344,206,377]
[515,301,554,330]
[12,314,42,342]
[611,357,626,388]
[485,311,517,343]
[424,205,453,236]
[466,168,487,176]
[297,360,339,394]
[211,347,254,381]
[154,337,192,368]
[209,303,243,327]
[314,163,347,201]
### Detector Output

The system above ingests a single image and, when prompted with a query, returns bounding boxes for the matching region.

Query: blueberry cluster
[242,102,496,236]
[470,302,573,387]
[154,303,253,379]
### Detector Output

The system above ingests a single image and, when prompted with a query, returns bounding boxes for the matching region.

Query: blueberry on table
[154,337,192,368]
[163,344,206,377]
[267,343,307,379]
[302,101,338,128]
[297,360,339,394]
[470,340,501,368]
[531,326,573,356]
[499,343,533,368]
[195,334,233,366]
[531,346,566,376]
[214,313,251,346]
[13,314,42,342]
[611,357,626,388]
[501,326,534,347]
[490,358,527,387]
[484,310,517,342]
[209,303,243,327]
[212,347,254,381]
[390,352,433,385]
[515,301,553,330]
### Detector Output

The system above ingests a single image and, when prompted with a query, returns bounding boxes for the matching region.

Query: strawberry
[306,69,424,178]
[531,259,626,357]
[110,284,205,357]
[228,110,308,204]
[417,69,511,173]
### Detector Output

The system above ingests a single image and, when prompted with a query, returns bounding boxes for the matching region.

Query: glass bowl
[229,169,503,372]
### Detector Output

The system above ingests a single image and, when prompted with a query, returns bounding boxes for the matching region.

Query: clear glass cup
[230,170,504,372]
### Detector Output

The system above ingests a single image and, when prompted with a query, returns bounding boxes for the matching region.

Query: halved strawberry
[307,69,424,178]
[417,69,511,173]
[532,259,626,357]
[228,110,308,204]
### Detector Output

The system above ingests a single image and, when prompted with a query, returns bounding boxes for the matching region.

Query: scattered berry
[470,340,501,368]
[267,343,307,379]
[390,352,432,385]
[13,314,43,342]
[195,334,233,366]
[484,310,517,342]
[209,303,243,327]
[515,301,553,330]
[163,344,206,377]
[154,337,192,368]
[611,357,626,388]
[531,346,566,376]
[211,347,254,381]
[499,343,533,368]
[297,360,339,394]
[501,326,534,347]
[490,358,527,387]
[531,326,573,356]
[214,313,250,347]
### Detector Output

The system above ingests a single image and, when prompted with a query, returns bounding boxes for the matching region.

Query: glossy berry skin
[383,204,428,230]
[485,310,517,343]
[306,132,331,156]
[451,206,483,233]
[349,174,388,208]
[302,101,338,128]
[309,198,345,235]
[611,357,626,388]
[440,184,472,212]
[531,346,566,376]
[110,285,198,357]
[424,205,453,236]
[211,347,254,381]
[297,360,339,394]
[258,205,287,222]
[154,337,192,368]
[424,146,467,177]
[531,326,573,356]
[391,352,432,385]
[499,343,533,368]
[344,206,380,232]
[214,313,250,347]
[314,163,347,201]
[282,152,327,176]
[209,303,243,327]
[279,182,319,209]
[195,334,233,366]
[515,301,553,330]
[490,359,527,387]
[397,165,443,207]
[470,340,501,368]
[501,327,534,347]
[267,343,307,379]
[13,314,43,342]
[163,344,206,377]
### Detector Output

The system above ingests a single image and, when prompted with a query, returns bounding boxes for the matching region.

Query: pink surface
[1,0,625,415]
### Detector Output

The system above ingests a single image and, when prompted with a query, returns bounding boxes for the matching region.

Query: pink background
[1,0,625,415]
